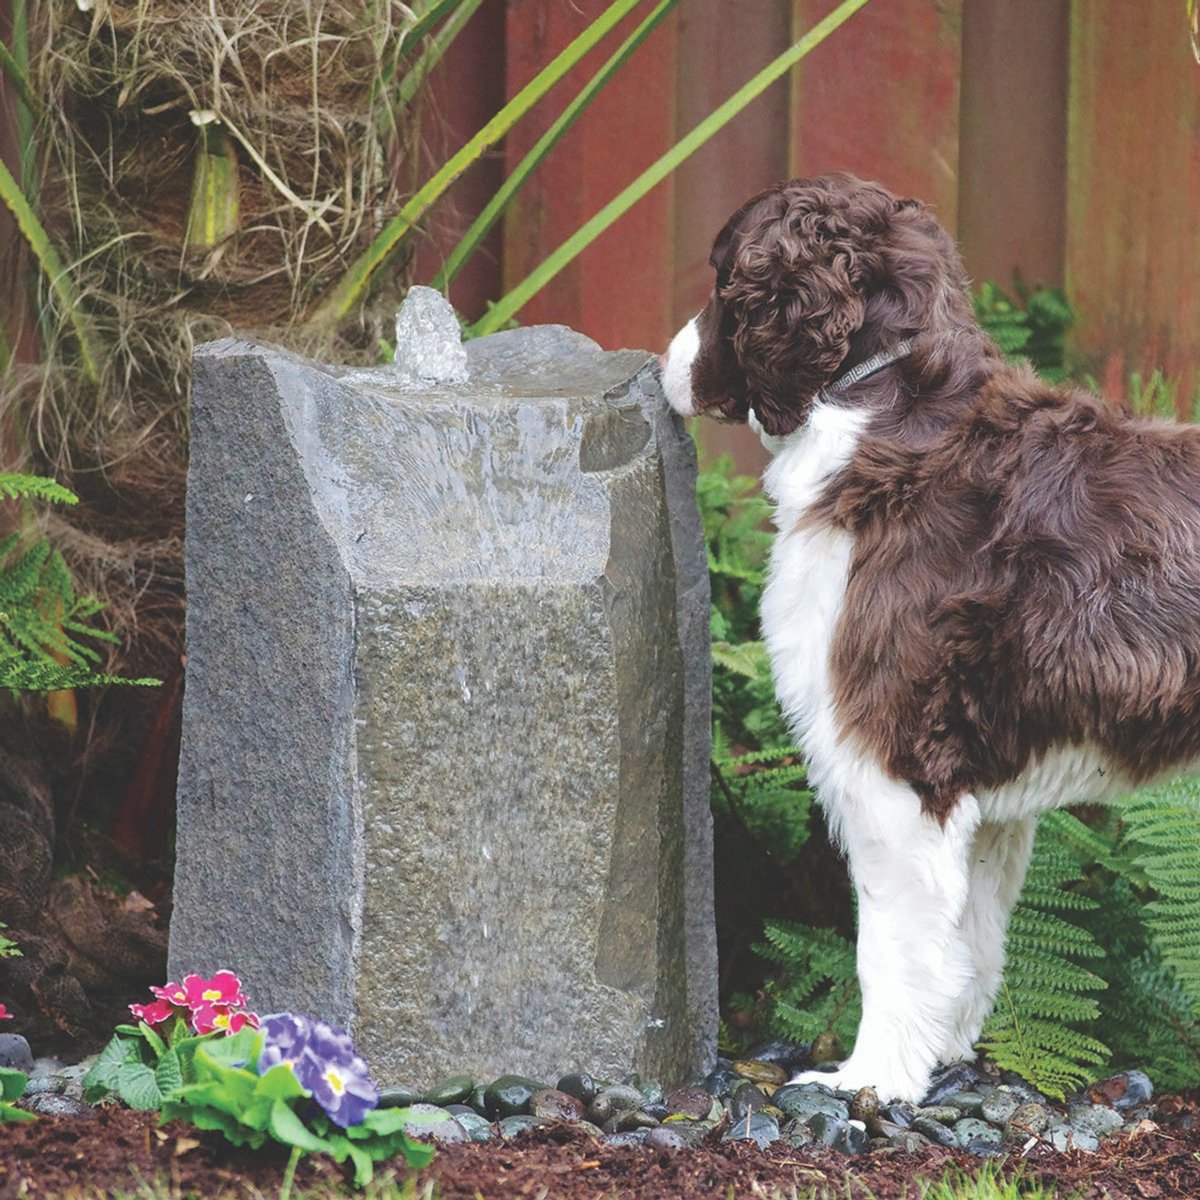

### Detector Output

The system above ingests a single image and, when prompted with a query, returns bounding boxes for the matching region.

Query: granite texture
[171,307,715,1087]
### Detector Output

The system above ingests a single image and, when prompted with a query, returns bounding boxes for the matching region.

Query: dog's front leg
[791,780,980,1103]
[938,816,1037,1065]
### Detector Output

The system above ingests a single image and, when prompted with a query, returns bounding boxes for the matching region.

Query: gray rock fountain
[169,288,715,1086]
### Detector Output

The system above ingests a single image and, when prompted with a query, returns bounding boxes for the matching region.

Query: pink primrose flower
[182,971,247,1011]
[190,1002,259,1036]
[150,980,189,1006]
[0,1003,11,1020]
[129,998,176,1028]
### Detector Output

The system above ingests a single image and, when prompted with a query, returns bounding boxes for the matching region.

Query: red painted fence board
[1066,1,1200,407]
[789,0,963,230]
[502,0,679,352]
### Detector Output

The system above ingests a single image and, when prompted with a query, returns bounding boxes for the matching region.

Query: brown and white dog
[662,172,1200,1103]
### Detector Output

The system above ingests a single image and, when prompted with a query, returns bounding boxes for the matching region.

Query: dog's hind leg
[937,816,1037,1065]
[790,774,980,1103]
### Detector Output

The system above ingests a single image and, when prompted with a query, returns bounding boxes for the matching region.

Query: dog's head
[661,173,973,437]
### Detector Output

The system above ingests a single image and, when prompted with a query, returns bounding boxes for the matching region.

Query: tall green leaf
[0,155,102,383]
[470,0,872,337]
[395,0,486,109]
[432,0,680,293]
[311,0,645,327]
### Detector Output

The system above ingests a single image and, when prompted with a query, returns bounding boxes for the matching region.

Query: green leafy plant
[0,1065,34,1124]
[85,972,433,1186]
[755,922,859,1052]
[701,456,813,866]
[974,281,1074,383]
[0,473,155,693]
[159,1027,433,1186]
[84,1018,203,1112]
[978,812,1111,1098]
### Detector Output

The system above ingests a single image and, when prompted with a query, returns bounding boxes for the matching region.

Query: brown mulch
[3,1107,1200,1199]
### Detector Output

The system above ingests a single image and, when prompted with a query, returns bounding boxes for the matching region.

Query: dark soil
[4,1105,1200,1199]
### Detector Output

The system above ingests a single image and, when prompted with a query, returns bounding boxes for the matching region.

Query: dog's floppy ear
[723,185,881,436]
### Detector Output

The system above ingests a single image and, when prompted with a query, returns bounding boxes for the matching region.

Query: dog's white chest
[759,404,865,763]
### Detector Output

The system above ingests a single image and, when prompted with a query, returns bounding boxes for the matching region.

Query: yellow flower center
[202,989,222,1001]
[324,1069,346,1095]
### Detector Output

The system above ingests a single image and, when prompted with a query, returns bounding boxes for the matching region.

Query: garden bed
[4,1103,1200,1200]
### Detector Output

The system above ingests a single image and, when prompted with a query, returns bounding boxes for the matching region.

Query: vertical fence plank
[1067,1,1200,406]
[790,0,962,229]
[957,0,1068,290]
[672,0,791,475]
[412,0,508,324]
[502,0,678,351]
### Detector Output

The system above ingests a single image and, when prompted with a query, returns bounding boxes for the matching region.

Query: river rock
[556,1072,597,1106]
[483,1074,544,1119]
[645,1126,688,1151]
[1086,1070,1153,1111]
[497,1114,544,1139]
[531,1088,584,1122]
[722,1111,780,1148]
[980,1086,1021,1125]
[0,1035,33,1073]
[772,1085,849,1123]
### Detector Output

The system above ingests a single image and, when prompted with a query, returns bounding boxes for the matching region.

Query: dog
[661,172,1200,1103]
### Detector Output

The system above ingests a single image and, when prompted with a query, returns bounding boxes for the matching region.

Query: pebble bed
[3,1032,1159,1159]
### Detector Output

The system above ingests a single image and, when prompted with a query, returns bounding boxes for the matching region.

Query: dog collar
[824,338,916,394]
[747,339,915,454]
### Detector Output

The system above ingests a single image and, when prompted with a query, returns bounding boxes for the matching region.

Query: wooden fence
[419,0,1200,471]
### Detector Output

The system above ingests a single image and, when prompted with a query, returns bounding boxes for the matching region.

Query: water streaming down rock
[169,290,715,1086]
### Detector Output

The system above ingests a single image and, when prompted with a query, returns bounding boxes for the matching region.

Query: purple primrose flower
[257,1012,378,1128]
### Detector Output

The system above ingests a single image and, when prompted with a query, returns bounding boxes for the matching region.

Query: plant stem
[279,1145,302,1200]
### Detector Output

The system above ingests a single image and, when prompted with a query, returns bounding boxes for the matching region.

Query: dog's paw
[788,1063,928,1105]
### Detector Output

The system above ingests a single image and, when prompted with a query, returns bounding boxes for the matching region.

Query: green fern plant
[974,281,1073,383]
[0,923,19,959]
[978,812,1111,1098]
[0,473,155,692]
[1122,779,1200,1011]
[699,456,812,861]
[755,921,860,1050]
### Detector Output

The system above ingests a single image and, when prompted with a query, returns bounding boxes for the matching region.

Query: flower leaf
[163,1100,266,1147]
[0,1066,27,1103]
[154,1048,184,1098]
[115,1062,164,1111]
[268,1099,333,1153]
[198,1026,262,1071]
[253,1063,307,1103]
[84,1033,146,1101]
[345,1142,374,1187]
[139,1021,167,1058]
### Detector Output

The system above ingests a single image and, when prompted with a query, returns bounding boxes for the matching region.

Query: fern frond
[0,658,157,692]
[981,812,1110,1098]
[0,472,78,505]
[1121,779,1200,1006]
[757,921,860,1048]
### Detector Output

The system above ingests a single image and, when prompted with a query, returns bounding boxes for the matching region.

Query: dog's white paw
[788,1063,928,1105]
